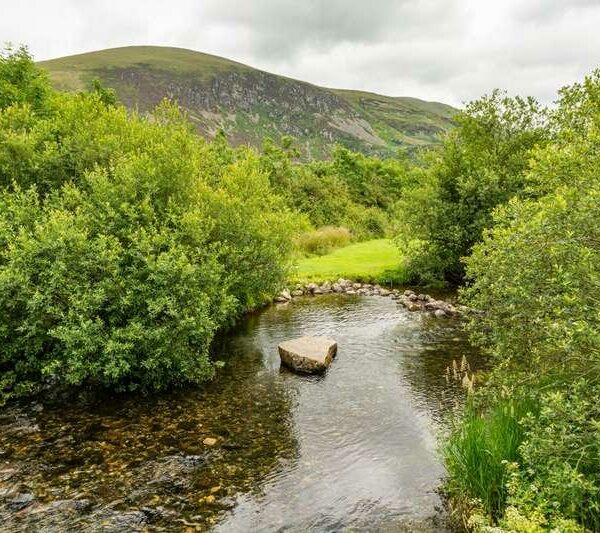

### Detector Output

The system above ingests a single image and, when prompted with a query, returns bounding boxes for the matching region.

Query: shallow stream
[0,294,482,531]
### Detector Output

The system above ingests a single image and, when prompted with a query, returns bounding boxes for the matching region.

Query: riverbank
[276,280,469,319]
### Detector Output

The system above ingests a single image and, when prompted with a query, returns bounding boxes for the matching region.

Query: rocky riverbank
[276,280,470,318]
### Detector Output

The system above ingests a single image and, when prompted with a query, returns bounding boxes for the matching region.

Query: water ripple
[0,294,481,532]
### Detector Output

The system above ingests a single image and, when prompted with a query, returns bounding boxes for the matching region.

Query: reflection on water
[0,294,482,531]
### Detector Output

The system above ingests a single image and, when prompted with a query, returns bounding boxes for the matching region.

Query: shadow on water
[0,294,483,531]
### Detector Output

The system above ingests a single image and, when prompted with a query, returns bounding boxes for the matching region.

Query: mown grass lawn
[290,239,405,284]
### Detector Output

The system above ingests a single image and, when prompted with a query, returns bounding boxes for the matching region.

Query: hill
[39,46,456,158]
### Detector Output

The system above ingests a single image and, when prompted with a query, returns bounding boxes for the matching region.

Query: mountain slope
[39,46,456,158]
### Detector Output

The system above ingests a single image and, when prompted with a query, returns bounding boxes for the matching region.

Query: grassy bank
[290,239,405,284]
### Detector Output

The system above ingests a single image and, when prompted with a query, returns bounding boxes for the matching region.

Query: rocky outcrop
[278,336,337,374]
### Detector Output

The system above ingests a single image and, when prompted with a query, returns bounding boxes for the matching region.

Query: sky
[2,0,599,107]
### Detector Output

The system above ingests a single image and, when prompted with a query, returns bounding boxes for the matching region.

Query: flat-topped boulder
[278,336,337,374]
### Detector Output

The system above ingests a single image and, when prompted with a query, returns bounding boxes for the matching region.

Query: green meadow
[291,239,405,284]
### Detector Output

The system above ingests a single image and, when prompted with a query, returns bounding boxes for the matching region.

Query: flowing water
[0,294,482,531]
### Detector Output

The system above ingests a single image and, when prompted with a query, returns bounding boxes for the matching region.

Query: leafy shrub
[258,137,407,240]
[0,48,296,402]
[464,185,600,383]
[506,383,600,531]
[0,45,50,112]
[397,91,549,284]
[0,181,233,397]
[329,145,407,210]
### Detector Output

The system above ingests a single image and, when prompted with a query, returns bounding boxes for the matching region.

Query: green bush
[329,145,407,210]
[507,383,600,531]
[0,181,233,397]
[397,90,549,284]
[0,45,50,112]
[0,48,296,402]
[460,178,600,528]
[258,137,407,240]
[464,185,600,382]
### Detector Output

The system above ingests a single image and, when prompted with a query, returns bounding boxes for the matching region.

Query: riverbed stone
[8,493,35,511]
[275,289,292,303]
[278,336,337,374]
[93,510,148,530]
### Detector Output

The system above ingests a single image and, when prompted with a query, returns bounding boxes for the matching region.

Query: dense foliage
[3,43,599,531]
[0,45,50,111]
[397,90,549,284]
[441,72,600,531]
[0,48,296,402]
[0,46,411,403]
[259,137,409,246]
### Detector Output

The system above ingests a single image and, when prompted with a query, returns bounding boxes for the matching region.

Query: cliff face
[40,46,456,158]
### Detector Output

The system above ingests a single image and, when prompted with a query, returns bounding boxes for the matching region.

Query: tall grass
[443,397,536,522]
[294,226,352,256]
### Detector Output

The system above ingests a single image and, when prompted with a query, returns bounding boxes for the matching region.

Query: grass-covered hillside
[39,46,456,158]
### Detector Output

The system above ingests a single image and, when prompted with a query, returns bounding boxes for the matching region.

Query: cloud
[1,0,599,106]
[198,0,463,59]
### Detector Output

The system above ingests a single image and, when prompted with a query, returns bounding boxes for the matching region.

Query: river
[0,294,482,531]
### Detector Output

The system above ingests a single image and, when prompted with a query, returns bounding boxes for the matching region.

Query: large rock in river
[278,336,337,374]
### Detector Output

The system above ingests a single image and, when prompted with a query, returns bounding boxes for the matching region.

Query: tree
[397,90,549,284]
[0,45,50,112]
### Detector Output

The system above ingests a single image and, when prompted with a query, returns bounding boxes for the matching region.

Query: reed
[443,396,536,522]
[294,226,352,256]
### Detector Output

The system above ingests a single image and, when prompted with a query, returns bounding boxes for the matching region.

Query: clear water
[0,294,482,531]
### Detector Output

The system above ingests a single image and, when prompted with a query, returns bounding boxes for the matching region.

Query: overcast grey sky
[2,0,599,106]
